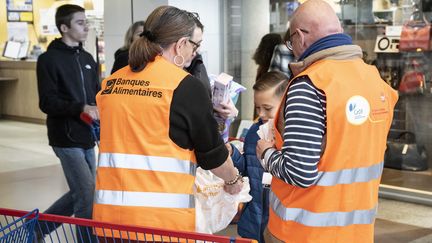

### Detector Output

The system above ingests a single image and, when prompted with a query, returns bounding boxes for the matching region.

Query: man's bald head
[290,0,343,57]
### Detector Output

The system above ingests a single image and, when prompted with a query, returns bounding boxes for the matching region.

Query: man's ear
[299,30,306,47]
[60,24,69,34]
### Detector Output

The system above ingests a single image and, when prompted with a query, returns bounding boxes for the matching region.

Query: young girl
[228,71,288,242]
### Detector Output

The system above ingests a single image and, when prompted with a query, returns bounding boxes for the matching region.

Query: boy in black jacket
[36,4,100,241]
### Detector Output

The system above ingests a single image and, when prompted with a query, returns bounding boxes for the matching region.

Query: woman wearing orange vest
[256,1,398,242]
[93,6,243,238]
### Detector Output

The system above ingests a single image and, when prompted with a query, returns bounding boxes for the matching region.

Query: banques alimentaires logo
[100,78,162,98]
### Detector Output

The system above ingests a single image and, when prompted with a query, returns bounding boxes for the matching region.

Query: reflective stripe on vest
[95,190,195,208]
[315,162,384,186]
[99,153,197,176]
[270,191,377,227]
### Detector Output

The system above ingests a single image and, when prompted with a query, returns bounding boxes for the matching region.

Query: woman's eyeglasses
[189,39,201,52]
[286,28,309,51]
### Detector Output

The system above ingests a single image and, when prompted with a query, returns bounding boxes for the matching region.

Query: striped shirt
[264,76,327,188]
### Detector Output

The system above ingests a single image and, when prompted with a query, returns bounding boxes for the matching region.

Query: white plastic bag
[257,119,274,142]
[194,167,252,234]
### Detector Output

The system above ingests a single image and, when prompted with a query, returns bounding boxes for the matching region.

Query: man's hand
[83,105,99,120]
[214,99,238,120]
[256,139,274,162]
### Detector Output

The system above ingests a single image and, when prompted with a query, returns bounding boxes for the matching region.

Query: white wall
[168,0,222,75]
[132,0,167,23]
[103,0,133,75]
[104,0,222,76]
[104,0,167,76]
[241,0,270,120]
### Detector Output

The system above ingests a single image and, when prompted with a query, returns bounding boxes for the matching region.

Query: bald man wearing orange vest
[256,0,398,242]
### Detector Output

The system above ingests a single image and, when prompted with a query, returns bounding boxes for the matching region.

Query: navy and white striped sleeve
[264,76,327,188]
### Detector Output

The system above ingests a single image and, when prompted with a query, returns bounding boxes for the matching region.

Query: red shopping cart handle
[0,208,256,243]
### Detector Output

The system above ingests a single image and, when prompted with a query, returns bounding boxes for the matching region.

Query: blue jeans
[39,147,96,241]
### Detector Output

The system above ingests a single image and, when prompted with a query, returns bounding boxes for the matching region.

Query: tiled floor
[1,119,432,242]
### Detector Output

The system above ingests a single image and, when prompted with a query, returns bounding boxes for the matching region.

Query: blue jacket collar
[299,33,353,61]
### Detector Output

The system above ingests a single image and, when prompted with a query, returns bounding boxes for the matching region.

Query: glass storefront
[333,0,432,205]
[228,0,432,205]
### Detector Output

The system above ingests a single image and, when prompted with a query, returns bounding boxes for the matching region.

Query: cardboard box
[212,72,232,108]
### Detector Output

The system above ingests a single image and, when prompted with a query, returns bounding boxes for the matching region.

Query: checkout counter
[0,60,45,123]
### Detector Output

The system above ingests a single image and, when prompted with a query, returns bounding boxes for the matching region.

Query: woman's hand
[224,177,243,195]
[214,99,238,120]
[225,142,233,156]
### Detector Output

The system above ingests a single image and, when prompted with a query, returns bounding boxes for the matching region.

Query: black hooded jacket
[185,54,211,98]
[37,38,100,149]
[111,48,129,74]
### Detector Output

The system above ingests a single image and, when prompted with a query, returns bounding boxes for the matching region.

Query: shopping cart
[0,209,39,243]
[0,208,256,243]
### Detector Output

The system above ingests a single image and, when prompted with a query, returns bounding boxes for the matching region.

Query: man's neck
[61,36,80,47]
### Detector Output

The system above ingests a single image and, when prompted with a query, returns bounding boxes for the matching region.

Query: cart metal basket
[0,208,255,243]
[0,209,39,243]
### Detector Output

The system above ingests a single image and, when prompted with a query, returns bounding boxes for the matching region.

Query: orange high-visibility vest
[269,58,398,243]
[93,56,197,235]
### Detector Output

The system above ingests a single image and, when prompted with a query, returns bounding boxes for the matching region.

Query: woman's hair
[253,71,289,97]
[121,21,145,50]
[129,6,198,72]
[193,13,204,31]
[252,33,283,81]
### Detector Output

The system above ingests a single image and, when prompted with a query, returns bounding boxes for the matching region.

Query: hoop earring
[173,55,185,67]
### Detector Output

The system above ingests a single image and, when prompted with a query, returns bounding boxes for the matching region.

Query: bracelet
[224,171,243,185]
[261,147,273,160]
